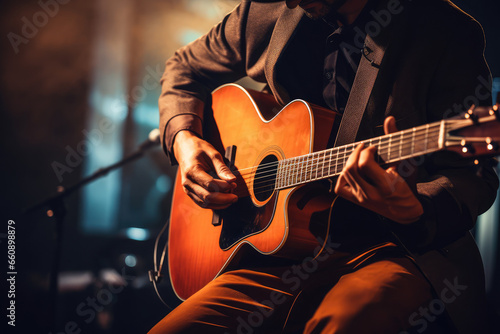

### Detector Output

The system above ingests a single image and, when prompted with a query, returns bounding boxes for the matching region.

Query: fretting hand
[334,116,424,224]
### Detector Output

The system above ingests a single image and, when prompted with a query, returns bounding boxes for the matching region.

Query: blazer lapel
[265,6,304,105]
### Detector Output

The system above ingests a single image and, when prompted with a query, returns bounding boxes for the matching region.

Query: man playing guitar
[150,0,499,332]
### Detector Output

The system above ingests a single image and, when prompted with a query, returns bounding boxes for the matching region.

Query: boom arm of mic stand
[24,128,161,333]
[26,128,161,214]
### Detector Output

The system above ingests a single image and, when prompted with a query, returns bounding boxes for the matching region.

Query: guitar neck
[275,120,445,189]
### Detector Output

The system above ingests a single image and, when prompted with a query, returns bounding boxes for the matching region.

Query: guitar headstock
[444,104,500,159]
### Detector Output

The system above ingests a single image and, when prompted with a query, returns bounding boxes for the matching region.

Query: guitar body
[167,85,500,301]
[168,84,339,300]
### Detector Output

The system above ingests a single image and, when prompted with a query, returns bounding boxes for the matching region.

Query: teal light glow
[133,103,160,128]
[179,29,202,45]
[155,175,172,194]
[124,254,137,267]
[125,227,150,241]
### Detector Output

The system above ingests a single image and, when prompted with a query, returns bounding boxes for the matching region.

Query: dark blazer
[159,0,498,331]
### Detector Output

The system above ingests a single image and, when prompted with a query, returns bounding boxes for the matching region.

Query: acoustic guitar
[167,83,500,300]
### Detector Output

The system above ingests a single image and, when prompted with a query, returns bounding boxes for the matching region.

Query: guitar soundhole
[253,154,278,202]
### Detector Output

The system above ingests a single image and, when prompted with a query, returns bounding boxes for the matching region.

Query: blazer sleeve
[400,15,499,249]
[158,2,248,164]
[158,0,284,164]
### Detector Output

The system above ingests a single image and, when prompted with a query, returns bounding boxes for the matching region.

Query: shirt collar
[321,0,380,35]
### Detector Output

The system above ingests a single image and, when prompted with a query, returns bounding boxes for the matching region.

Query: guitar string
[237,128,443,195]
[243,116,479,180]
[238,126,442,190]
[235,126,442,186]
[247,141,442,196]
[232,124,442,178]
[230,117,480,196]
[249,116,482,196]
[248,136,442,191]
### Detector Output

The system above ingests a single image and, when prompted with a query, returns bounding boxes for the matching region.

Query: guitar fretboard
[274,121,444,189]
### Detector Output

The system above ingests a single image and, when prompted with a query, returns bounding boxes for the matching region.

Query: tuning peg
[465,106,480,125]
[461,145,476,154]
[461,145,475,154]
[486,137,499,152]
[460,139,475,154]
[489,105,500,121]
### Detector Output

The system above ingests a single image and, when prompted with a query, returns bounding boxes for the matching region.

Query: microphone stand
[25,129,161,333]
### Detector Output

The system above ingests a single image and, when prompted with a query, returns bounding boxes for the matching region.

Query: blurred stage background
[0,0,499,333]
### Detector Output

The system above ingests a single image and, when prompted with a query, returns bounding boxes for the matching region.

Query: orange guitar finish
[167,89,500,300]
[168,84,338,301]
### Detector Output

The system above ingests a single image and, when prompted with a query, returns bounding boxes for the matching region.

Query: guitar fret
[424,124,429,152]
[308,154,312,181]
[298,156,303,184]
[399,132,403,159]
[322,151,326,178]
[315,153,319,179]
[328,149,332,177]
[296,156,300,184]
[282,159,286,188]
[284,160,288,188]
[411,127,415,156]
[304,155,309,183]
[295,157,300,185]
[318,152,322,179]
[302,156,310,182]
[336,148,339,175]
[388,134,392,161]
[320,153,324,179]
[312,153,316,180]
[374,137,380,163]
[335,148,339,175]
[307,154,312,181]
[343,146,348,173]
[320,152,324,178]
[315,153,318,179]
[288,159,292,187]
[304,156,308,183]
[400,130,409,157]
[301,155,305,183]
[309,154,313,182]
[342,146,348,173]
[298,157,303,184]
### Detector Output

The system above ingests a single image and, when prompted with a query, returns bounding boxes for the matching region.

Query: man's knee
[304,258,433,333]
[305,299,398,333]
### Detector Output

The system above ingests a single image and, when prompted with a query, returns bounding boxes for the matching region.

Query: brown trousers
[149,243,436,334]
